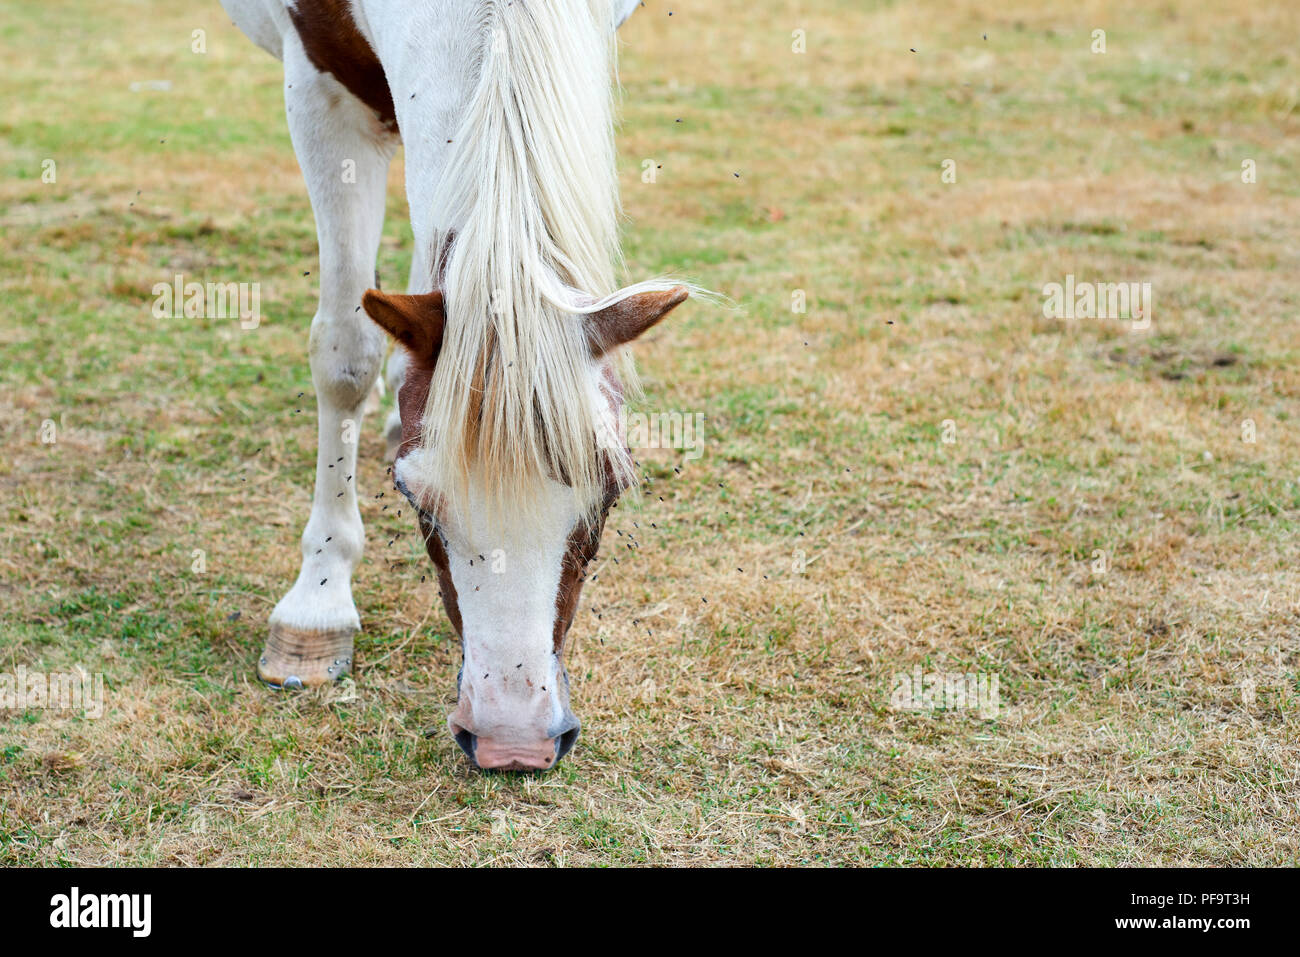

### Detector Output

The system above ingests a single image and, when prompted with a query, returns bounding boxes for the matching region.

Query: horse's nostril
[452,726,477,762]
[554,721,581,762]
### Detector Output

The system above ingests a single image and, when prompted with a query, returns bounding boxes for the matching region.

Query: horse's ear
[585,286,689,358]
[362,290,445,362]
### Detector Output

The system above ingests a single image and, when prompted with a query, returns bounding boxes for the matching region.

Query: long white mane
[420,0,675,527]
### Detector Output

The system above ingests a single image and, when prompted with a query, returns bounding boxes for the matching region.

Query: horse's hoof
[257,623,355,689]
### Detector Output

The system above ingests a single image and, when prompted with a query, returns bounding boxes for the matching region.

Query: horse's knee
[309,311,385,409]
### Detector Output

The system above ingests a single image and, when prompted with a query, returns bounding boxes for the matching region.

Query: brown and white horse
[221,0,690,770]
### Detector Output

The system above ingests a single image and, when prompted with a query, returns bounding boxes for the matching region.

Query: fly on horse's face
[361,285,687,771]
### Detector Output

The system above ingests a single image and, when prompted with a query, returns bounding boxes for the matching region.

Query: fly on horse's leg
[259,37,399,688]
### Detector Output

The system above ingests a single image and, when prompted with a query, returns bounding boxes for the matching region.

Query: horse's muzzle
[452,716,580,772]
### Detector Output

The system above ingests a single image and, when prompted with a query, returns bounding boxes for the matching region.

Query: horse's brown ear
[585,286,689,358]
[362,290,445,362]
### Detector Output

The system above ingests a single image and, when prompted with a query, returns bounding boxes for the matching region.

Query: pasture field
[2,0,1299,866]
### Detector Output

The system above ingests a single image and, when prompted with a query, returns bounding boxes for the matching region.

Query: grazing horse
[221,0,690,770]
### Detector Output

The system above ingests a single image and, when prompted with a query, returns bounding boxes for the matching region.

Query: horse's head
[362,284,688,771]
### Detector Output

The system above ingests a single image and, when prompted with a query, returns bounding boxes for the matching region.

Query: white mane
[419,0,678,527]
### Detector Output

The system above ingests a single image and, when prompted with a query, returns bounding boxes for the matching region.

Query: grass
[1,0,1299,865]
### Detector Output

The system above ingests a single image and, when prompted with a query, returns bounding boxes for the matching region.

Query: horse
[220,0,691,771]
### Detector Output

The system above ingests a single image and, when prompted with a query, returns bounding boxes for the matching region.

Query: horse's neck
[355,0,616,298]
[353,0,486,283]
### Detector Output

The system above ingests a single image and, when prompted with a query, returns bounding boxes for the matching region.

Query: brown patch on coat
[420,514,463,638]
[552,459,623,653]
[553,517,603,654]
[548,365,632,653]
[288,0,397,133]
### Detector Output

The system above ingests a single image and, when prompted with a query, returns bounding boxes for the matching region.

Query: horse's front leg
[259,39,398,688]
